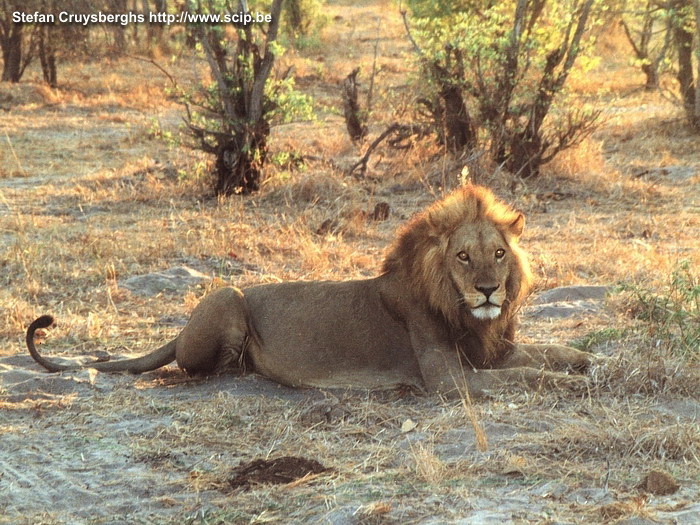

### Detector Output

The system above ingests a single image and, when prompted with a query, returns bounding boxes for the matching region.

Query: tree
[1,0,109,87]
[0,0,39,82]
[620,0,673,90]
[405,0,601,177]
[670,0,700,130]
[184,0,284,195]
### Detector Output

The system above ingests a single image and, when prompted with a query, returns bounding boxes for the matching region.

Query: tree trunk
[693,0,700,128]
[507,0,594,177]
[214,120,269,195]
[39,25,57,88]
[429,54,477,153]
[1,22,23,82]
[505,133,542,178]
[440,81,477,153]
[642,63,659,91]
[342,68,368,142]
[673,3,699,129]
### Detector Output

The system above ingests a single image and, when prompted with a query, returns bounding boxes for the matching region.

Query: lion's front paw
[518,367,589,394]
[544,371,589,393]
[542,344,598,374]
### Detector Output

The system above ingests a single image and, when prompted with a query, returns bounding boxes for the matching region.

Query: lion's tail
[26,315,177,374]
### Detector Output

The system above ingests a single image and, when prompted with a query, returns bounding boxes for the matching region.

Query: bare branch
[249,0,283,124]
[400,7,423,56]
[348,123,402,177]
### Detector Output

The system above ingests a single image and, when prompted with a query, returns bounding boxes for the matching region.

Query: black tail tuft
[26,314,68,372]
[30,315,55,331]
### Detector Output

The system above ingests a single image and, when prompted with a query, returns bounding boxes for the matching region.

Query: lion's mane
[381,184,533,366]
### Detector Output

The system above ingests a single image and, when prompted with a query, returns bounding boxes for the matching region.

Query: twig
[3,131,25,174]
[126,54,201,133]
[342,68,368,142]
[367,21,381,115]
[399,6,422,56]
[348,123,401,177]
[127,54,178,89]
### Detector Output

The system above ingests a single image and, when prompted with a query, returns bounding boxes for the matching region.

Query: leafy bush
[623,261,699,357]
[406,0,602,177]
[182,0,312,196]
[282,0,328,47]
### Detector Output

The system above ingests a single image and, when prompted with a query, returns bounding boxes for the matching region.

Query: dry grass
[1,2,699,523]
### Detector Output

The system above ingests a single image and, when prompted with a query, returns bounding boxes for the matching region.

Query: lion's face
[383,184,532,333]
[446,219,521,321]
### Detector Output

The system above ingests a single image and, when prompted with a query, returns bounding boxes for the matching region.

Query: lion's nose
[475,284,499,298]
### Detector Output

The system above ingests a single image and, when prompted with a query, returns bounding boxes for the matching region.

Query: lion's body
[244,279,420,389]
[27,184,595,397]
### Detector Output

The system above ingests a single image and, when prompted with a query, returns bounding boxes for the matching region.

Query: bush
[182,0,311,196]
[283,0,328,46]
[623,261,699,358]
[406,0,602,177]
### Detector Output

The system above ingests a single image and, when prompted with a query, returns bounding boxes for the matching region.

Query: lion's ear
[509,213,525,238]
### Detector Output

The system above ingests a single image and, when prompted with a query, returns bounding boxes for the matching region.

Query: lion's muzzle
[468,283,504,320]
[470,304,502,320]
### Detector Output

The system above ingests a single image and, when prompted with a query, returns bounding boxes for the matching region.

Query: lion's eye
[495,248,506,259]
[457,251,470,263]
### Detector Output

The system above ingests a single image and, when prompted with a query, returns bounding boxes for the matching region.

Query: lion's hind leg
[174,287,250,376]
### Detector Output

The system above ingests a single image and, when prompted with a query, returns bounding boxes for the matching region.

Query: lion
[26,184,594,397]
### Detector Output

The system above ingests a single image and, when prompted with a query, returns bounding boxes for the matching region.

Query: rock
[436,423,519,460]
[525,302,603,319]
[320,505,360,525]
[120,266,210,297]
[0,363,100,401]
[530,481,569,498]
[531,285,609,305]
[526,285,609,319]
[298,400,350,426]
[453,511,514,524]
[651,399,700,422]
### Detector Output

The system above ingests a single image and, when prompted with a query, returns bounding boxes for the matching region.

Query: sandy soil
[1,310,698,523]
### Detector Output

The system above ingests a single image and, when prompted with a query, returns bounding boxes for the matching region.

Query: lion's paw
[551,372,589,393]
[525,368,590,394]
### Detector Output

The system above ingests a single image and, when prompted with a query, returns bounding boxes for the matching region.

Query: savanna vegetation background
[0,0,698,523]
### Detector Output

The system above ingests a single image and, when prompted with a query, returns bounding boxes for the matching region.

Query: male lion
[26,184,594,397]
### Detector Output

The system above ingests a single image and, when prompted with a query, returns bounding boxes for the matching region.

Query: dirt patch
[228,456,329,490]
[639,470,680,496]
